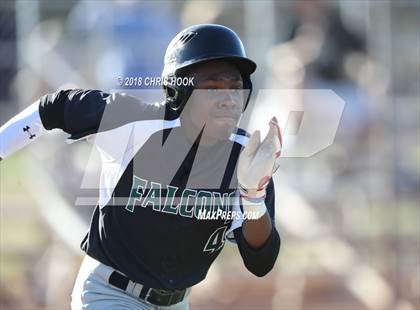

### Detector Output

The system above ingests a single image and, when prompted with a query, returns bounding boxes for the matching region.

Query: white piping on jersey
[229,131,249,146]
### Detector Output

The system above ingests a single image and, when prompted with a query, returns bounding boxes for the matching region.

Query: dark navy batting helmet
[162,24,256,112]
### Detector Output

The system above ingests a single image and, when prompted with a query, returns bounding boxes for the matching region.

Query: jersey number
[203,226,228,253]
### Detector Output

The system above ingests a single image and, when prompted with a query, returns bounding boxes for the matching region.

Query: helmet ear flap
[164,84,179,110]
[164,82,194,113]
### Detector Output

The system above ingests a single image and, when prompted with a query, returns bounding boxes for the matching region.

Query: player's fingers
[262,118,276,145]
[260,118,278,156]
[270,116,282,157]
[244,130,260,156]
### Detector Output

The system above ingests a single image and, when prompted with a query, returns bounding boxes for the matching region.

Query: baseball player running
[0,24,281,310]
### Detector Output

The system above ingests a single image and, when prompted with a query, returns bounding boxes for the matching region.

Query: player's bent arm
[0,89,106,159]
[0,101,46,160]
[240,177,278,250]
[38,89,110,135]
[0,89,111,159]
[234,225,280,277]
[37,89,154,139]
[233,118,282,276]
[0,88,151,160]
[234,179,281,277]
[242,213,273,248]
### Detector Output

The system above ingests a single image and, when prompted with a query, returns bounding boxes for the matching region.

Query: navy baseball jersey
[38,89,280,290]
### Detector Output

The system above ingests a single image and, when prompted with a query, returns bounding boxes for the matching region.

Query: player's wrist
[238,175,270,200]
[240,196,267,219]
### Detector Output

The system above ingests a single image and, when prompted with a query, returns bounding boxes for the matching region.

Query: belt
[108,271,187,306]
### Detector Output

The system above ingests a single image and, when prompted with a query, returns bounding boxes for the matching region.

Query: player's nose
[216,90,243,110]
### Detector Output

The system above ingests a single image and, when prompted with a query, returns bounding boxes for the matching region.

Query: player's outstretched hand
[237,117,282,200]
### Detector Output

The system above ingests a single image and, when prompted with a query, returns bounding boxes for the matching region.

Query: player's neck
[180,117,221,148]
[182,125,219,147]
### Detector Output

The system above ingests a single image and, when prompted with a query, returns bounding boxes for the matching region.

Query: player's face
[182,60,244,143]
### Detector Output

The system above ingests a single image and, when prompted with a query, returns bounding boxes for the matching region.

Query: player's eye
[205,88,219,93]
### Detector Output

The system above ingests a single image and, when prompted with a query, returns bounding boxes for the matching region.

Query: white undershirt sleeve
[0,101,46,159]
